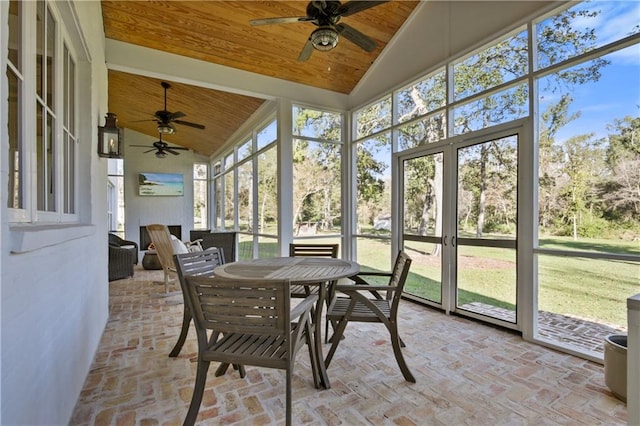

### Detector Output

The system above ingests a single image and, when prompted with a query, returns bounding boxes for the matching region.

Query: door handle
[451,236,456,247]
[443,235,447,246]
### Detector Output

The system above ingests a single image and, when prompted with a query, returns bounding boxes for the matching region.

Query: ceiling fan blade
[143,148,156,154]
[169,111,186,120]
[173,119,205,130]
[131,119,157,123]
[336,1,389,17]
[298,38,314,62]
[249,16,313,26]
[130,144,154,148]
[164,148,181,155]
[336,23,377,52]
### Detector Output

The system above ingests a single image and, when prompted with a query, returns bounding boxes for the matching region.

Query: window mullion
[22,1,37,222]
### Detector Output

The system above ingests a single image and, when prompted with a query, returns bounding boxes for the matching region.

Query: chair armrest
[350,272,391,284]
[352,271,392,277]
[185,239,204,252]
[290,294,318,319]
[335,284,397,293]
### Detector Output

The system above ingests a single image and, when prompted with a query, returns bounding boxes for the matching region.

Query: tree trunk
[418,189,430,235]
[476,146,487,238]
[260,193,267,233]
[434,155,443,255]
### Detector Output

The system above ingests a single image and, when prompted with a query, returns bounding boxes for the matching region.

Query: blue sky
[545,43,640,143]
[542,0,640,143]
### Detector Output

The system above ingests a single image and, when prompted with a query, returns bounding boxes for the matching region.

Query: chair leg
[235,364,247,378]
[324,316,350,369]
[303,286,316,319]
[215,363,230,376]
[305,319,320,389]
[325,318,340,344]
[184,359,210,426]
[215,363,246,377]
[286,368,292,426]
[390,322,416,383]
[169,307,192,357]
[324,280,337,343]
[164,269,170,294]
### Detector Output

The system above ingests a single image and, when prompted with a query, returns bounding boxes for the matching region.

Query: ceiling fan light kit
[311,27,339,51]
[130,133,190,158]
[157,123,174,134]
[250,0,388,61]
[135,81,205,135]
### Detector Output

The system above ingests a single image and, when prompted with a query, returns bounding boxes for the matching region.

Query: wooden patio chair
[324,251,416,383]
[181,274,319,426]
[146,224,203,294]
[169,248,226,357]
[289,243,339,313]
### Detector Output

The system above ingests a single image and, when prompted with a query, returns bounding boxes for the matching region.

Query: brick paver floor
[461,302,627,354]
[70,267,627,425]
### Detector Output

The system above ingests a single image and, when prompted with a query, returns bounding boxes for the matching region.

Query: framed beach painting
[138,173,184,196]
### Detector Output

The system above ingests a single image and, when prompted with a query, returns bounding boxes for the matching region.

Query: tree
[601,116,640,221]
[291,107,343,233]
[356,140,387,226]
[556,134,605,239]
[256,147,278,233]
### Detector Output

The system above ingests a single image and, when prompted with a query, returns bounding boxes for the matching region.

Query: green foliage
[356,144,386,204]
[576,215,611,238]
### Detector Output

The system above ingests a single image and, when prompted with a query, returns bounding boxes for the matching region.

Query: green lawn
[237,232,639,329]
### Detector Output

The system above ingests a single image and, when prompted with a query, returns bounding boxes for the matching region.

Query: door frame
[394,118,533,332]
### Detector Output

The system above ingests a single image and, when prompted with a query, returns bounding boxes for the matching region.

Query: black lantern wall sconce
[97,112,124,158]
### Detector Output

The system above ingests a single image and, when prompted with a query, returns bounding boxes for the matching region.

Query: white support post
[628,293,640,425]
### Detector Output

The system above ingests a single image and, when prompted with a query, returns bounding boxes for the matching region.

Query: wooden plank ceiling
[102,1,418,156]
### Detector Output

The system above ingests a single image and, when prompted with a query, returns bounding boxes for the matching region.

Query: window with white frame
[351,0,640,358]
[292,105,343,243]
[7,0,23,210]
[6,0,78,223]
[193,163,208,230]
[213,117,279,260]
[107,159,124,234]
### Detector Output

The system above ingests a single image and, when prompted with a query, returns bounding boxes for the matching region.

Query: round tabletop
[214,256,359,283]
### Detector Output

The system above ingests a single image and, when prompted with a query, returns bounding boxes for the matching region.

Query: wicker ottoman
[142,251,162,270]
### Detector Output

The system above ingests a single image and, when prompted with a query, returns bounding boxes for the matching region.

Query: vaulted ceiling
[102,1,419,156]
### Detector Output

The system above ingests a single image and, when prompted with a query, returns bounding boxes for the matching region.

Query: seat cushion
[170,235,189,254]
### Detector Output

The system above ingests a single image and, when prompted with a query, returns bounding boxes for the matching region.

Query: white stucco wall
[0,1,110,424]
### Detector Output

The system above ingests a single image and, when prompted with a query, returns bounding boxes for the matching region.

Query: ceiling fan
[131,134,189,158]
[139,82,206,134]
[250,0,388,61]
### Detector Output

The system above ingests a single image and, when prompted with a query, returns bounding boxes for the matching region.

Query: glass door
[454,134,518,326]
[401,150,447,307]
[399,125,522,328]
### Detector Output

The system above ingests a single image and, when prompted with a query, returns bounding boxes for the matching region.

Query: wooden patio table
[214,256,360,389]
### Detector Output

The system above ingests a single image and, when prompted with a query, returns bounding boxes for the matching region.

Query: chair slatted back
[169,249,226,357]
[389,251,412,308]
[146,224,176,271]
[174,248,224,279]
[184,275,291,338]
[289,243,339,258]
